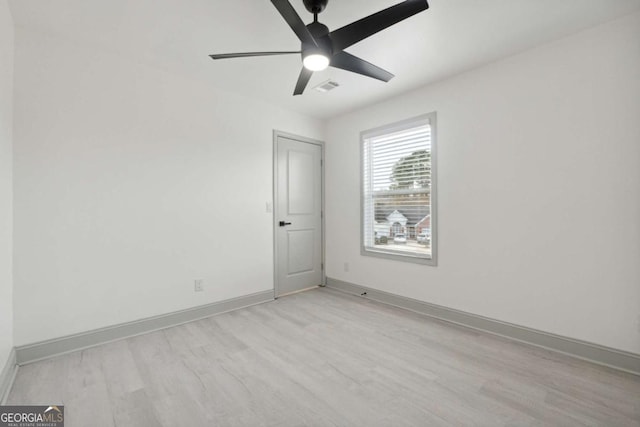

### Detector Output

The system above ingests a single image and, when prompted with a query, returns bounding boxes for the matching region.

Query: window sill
[361,246,437,266]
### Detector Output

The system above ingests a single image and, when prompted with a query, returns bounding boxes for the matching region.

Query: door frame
[273,130,326,299]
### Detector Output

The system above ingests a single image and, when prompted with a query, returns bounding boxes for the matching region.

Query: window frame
[360,112,437,266]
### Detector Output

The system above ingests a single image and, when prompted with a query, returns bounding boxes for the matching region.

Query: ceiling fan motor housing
[302,21,333,59]
[303,0,328,14]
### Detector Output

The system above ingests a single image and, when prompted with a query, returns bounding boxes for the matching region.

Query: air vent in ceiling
[314,80,340,93]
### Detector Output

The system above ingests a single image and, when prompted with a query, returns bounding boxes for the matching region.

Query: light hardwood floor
[7,288,640,426]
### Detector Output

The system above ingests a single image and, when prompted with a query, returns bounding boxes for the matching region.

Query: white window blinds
[362,114,435,262]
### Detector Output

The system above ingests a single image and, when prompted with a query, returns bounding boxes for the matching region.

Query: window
[361,113,436,265]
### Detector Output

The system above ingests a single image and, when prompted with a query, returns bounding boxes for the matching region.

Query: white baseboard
[0,348,17,404]
[326,277,640,376]
[15,290,274,365]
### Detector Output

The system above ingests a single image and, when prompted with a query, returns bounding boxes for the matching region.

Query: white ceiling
[9,0,640,119]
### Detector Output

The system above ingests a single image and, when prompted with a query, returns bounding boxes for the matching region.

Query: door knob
[279,221,292,227]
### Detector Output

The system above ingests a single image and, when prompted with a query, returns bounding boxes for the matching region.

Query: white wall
[0,0,14,366]
[325,12,640,354]
[12,30,323,346]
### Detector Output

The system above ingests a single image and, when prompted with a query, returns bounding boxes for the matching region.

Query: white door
[274,133,323,297]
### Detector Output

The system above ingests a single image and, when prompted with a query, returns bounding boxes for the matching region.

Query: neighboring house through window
[361,113,436,265]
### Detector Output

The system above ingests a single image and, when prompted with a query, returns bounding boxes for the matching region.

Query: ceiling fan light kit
[303,53,330,71]
[209,0,429,95]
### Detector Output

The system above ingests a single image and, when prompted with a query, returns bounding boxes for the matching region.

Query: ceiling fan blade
[293,68,313,96]
[329,0,428,51]
[271,0,318,47]
[209,51,301,60]
[330,51,394,82]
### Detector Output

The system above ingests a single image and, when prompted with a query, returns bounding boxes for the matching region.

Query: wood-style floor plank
[7,288,640,426]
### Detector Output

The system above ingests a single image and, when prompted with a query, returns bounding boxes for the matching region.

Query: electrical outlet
[344,262,349,272]
[194,279,204,292]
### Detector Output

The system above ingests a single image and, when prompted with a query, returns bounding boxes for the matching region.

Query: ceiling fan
[209,0,429,95]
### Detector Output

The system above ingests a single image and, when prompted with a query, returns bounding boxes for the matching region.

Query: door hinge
[320,159,323,166]
[321,263,324,270]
